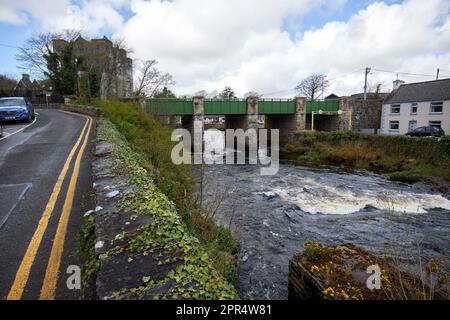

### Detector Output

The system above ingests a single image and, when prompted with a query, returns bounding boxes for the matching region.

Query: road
[0,109,95,300]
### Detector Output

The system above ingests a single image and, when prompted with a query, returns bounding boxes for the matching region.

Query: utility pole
[363,67,371,101]
[436,68,440,80]
[321,75,327,100]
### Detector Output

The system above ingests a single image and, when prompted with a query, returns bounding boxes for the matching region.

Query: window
[415,127,426,133]
[390,105,401,114]
[0,98,26,106]
[430,102,443,113]
[389,121,400,131]
[429,121,442,129]
[411,103,418,114]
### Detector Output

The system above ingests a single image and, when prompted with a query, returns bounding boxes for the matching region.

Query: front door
[409,121,417,132]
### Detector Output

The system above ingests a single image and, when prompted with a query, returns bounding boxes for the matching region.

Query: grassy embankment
[82,99,239,295]
[79,214,99,299]
[282,131,450,185]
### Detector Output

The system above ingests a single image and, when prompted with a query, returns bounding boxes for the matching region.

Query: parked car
[405,126,445,137]
[0,97,35,122]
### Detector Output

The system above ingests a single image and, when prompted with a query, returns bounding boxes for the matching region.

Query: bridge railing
[145,98,193,115]
[306,100,340,114]
[258,99,296,115]
[144,98,341,116]
[204,99,247,115]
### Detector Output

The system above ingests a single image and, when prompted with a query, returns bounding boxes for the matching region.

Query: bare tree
[134,59,174,98]
[206,90,219,98]
[194,90,208,97]
[295,74,329,100]
[244,91,262,98]
[16,30,81,79]
[367,81,383,98]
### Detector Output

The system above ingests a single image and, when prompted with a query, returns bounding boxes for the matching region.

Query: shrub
[283,132,450,182]
[93,100,192,204]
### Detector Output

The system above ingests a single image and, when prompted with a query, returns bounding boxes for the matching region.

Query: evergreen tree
[44,44,76,95]
[153,87,176,98]
[219,86,236,99]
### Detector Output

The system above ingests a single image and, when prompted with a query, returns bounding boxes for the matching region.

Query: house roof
[325,93,339,100]
[385,78,450,104]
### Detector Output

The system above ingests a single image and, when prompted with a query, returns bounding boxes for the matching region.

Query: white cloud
[0,0,70,25]
[117,0,347,95]
[0,0,127,35]
[116,0,450,96]
[1,0,449,96]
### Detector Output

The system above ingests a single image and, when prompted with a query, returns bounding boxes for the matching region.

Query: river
[195,130,450,300]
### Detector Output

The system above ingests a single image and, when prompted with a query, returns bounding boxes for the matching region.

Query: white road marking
[0,183,32,229]
[0,116,37,142]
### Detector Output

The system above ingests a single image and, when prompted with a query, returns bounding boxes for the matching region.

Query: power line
[260,88,296,97]
[327,68,366,81]
[371,67,448,78]
[363,67,371,101]
[0,43,20,49]
[261,68,367,97]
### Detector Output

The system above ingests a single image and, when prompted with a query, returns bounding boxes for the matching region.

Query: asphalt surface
[0,109,95,300]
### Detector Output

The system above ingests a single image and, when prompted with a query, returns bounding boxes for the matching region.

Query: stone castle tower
[52,36,133,99]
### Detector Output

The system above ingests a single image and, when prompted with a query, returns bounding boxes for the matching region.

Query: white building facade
[381,79,450,135]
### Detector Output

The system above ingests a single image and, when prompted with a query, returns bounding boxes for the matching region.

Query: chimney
[393,79,405,91]
[22,74,30,82]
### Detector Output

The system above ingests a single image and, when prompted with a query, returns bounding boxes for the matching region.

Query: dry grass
[300,242,449,300]
[282,132,450,183]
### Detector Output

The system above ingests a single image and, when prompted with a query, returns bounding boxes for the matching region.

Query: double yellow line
[7,111,92,300]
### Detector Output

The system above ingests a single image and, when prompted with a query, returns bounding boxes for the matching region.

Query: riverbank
[83,100,239,298]
[281,131,450,187]
[74,101,448,299]
[198,160,450,299]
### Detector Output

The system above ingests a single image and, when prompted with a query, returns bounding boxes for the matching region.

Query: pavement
[0,109,95,300]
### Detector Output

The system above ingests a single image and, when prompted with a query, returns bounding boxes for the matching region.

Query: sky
[0,0,449,97]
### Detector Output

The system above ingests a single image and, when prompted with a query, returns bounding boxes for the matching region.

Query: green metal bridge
[144,98,340,116]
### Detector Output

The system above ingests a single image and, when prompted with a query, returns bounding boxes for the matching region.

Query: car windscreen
[0,99,26,107]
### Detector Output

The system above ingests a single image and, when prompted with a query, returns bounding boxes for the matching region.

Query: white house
[381,78,450,135]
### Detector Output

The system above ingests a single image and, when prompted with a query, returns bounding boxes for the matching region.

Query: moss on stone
[96,119,238,300]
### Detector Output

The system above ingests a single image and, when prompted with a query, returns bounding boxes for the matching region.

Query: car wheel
[27,112,32,123]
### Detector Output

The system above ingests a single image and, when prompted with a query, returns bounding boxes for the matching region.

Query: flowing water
[197,131,450,300]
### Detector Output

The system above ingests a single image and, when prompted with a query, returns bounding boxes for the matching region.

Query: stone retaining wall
[90,129,185,299]
[35,103,101,117]
[288,254,325,300]
[88,119,237,300]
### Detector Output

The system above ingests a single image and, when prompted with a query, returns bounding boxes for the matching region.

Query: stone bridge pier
[147,94,371,144]
[264,97,307,142]
[225,97,259,131]
[153,96,311,146]
[181,96,204,152]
